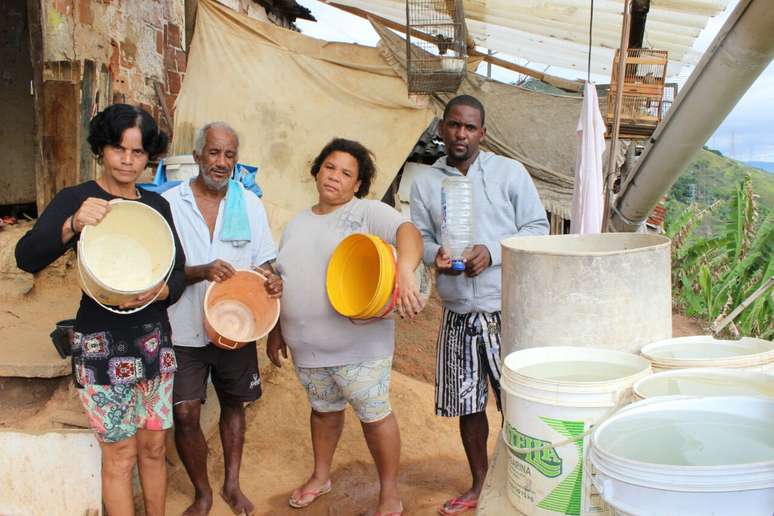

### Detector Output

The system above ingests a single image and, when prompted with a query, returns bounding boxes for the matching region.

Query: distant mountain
[668,150,774,211]
[745,161,774,173]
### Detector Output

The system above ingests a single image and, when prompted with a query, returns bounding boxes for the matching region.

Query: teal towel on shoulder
[220,180,251,245]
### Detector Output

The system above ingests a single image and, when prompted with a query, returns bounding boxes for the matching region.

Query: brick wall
[44,0,186,133]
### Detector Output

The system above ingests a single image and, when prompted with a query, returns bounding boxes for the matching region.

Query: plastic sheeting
[172,0,435,235]
[375,21,580,218]
[328,0,731,77]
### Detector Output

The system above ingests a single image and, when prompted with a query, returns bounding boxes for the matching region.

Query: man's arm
[409,181,441,267]
[481,168,549,267]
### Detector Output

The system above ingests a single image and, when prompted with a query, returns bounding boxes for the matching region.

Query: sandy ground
[165,363,501,516]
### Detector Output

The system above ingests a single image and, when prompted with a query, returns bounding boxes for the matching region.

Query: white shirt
[163,180,277,348]
[275,198,407,368]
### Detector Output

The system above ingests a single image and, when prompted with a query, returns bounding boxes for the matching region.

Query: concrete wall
[0,429,101,515]
[0,0,35,205]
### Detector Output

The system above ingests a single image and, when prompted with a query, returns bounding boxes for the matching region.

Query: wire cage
[605,49,669,139]
[406,0,468,94]
[661,82,678,118]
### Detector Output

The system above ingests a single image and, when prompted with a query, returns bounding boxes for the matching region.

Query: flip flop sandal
[288,480,333,509]
[219,490,255,516]
[438,496,478,515]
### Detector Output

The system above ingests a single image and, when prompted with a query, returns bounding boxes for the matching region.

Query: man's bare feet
[220,485,255,516]
[181,489,213,516]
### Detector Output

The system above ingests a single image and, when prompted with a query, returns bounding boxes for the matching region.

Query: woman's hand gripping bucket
[326,233,430,323]
[77,199,176,315]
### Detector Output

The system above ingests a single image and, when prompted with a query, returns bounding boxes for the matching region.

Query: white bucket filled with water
[640,336,774,373]
[633,368,774,400]
[78,200,175,313]
[501,346,651,515]
[589,396,774,515]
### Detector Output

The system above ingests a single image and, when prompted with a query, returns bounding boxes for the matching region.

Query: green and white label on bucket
[506,417,592,516]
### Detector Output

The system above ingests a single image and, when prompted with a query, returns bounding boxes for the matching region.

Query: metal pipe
[611,0,774,232]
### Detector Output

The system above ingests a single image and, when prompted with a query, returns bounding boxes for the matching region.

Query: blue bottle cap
[451,259,465,271]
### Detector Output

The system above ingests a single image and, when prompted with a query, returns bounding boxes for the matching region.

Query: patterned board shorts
[435,309,503,417]
[295,357,393,423]
[78,373,174,443]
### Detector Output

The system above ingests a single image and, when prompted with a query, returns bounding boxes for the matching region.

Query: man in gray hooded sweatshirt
[410,95,549,515]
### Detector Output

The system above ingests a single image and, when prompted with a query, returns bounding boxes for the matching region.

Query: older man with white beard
[163,122,281,516]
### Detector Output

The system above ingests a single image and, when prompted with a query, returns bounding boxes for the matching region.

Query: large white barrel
[501,233,671,356]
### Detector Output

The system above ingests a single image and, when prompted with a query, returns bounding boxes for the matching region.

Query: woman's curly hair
[87,104,169,161]
[310,138,376,198]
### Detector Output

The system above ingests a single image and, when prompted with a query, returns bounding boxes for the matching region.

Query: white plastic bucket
[589,396,774,516]
[633,368,774,400]
[501,346,651,515]
[77,200,175,314]
[163,154,199,182]
[640,336,774,373]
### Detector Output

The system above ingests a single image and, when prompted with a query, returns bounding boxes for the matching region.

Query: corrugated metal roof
[326,0,731,77]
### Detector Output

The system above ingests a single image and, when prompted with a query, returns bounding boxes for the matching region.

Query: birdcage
[661,82,678,118]
[605,49,669,139]
[406,0,468,94]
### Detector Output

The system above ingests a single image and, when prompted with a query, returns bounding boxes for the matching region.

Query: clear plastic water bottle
[441,176,474,272]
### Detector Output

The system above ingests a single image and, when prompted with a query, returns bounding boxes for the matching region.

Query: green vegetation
[666,148,774,226]
[666,170,773,339]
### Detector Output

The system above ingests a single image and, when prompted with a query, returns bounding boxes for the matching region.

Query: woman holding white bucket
[15,104,186,515]
[268,138,425,515]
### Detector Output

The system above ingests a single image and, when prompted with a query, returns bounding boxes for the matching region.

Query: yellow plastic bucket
[326,233,397,319]
[77,200,175,314]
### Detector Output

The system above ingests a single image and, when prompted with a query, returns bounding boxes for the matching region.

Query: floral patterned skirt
[71,321,177,387]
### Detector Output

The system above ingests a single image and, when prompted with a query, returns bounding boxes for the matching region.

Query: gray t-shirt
[275,198,408,368]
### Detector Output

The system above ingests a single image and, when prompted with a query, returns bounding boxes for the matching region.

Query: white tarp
[326,0,731,76]
[172,0,435,235]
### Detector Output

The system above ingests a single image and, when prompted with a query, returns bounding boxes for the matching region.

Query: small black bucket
[50,319,76,359]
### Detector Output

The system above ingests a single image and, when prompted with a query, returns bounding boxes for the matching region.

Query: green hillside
[669,148,774,208]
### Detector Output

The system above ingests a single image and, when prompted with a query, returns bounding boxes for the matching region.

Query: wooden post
[26,0,47,213]
[154,81,175,135]
[42,79,81,196]
[79,60,97,183]
[602,0,632,232]
[711,276,774,335]
[185,0,199,52]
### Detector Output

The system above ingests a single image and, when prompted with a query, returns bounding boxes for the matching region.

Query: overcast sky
[297,1,774,162]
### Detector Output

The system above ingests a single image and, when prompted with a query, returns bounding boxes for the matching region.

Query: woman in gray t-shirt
[269,138,424,515]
